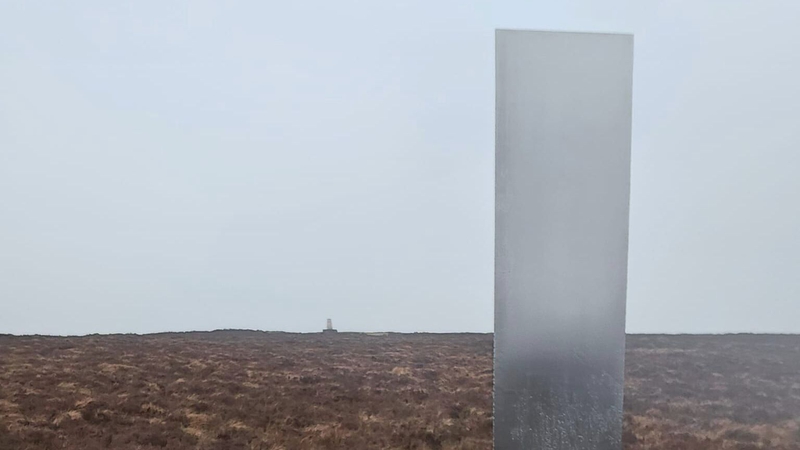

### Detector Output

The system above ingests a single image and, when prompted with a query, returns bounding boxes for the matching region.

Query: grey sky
[2,1,799,335]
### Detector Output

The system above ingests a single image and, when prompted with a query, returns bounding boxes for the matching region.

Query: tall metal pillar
[494,29,634,449]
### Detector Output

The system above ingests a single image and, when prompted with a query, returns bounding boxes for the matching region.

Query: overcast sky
[2,1,799,335]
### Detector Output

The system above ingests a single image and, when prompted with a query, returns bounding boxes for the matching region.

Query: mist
[2,1,800,335]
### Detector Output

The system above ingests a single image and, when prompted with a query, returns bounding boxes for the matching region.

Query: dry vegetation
[0,332,798,449]
[624,335,800,450]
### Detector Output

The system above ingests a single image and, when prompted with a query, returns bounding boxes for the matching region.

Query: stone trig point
[322,318,338,334]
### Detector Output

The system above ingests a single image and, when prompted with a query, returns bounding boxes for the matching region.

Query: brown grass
[0,332,798,449]
[624,334,800,450]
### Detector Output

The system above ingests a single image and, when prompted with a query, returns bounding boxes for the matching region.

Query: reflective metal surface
[495,30,633,449]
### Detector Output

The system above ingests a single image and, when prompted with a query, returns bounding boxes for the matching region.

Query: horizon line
[2,328,799,338]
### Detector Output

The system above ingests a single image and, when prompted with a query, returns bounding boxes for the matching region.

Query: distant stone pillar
[495,29,633,450]
[326,319,333,330]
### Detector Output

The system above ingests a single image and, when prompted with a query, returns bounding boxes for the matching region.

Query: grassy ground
[0,332,798,449]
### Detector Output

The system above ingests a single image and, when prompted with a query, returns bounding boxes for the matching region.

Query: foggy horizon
[3,1,800,336]
[8,327,800,338]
